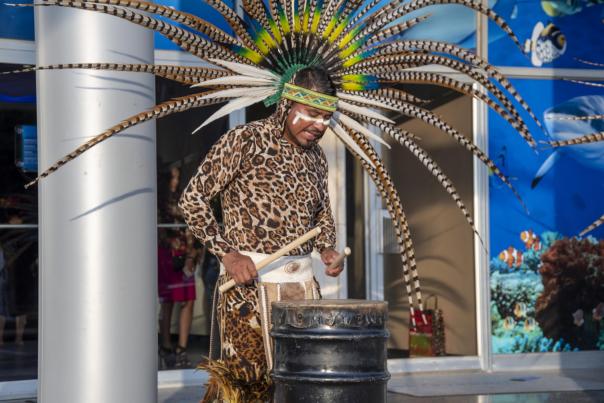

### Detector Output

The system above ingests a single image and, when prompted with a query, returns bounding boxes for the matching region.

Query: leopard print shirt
[179,114,336,258]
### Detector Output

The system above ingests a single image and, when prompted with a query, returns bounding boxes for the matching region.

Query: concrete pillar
[35,6,157,402]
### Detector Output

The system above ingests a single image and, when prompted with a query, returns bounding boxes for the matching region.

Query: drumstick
[218,227,322,293]
[325,247,351,271]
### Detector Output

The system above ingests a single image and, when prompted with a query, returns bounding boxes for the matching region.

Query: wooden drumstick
[326,247,351,271]
[218,227,322,293]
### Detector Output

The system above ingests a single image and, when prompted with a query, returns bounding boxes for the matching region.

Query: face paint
[293,111,331,126]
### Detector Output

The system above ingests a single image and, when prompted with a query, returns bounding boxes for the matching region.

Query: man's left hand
[321,248,344,277]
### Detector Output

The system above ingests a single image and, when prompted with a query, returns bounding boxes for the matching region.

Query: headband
[281,83,338,112]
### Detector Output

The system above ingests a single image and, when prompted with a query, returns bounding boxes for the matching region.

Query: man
[179,67,343,402]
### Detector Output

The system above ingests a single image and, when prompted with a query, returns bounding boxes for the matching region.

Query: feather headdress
[8,0,540,324]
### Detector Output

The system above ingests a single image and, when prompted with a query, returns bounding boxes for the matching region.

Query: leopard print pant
[202,275,320,402]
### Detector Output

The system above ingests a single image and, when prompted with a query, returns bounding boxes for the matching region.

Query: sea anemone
[535,238,604,350]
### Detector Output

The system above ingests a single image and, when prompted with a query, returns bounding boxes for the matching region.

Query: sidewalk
[157,387,604,403]
[4,388,604,402]
[5,369,604,402]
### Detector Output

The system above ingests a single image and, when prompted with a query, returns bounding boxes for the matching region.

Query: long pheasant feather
[579,213,604,237]
[84,0,240,45]
[0,63,232,79]
[344,127,424,322]
[204,0,261,53]
[357,40,542,133]
[31,1,249,64]
[25,91,228,189]
[342,54,533,144]
[547,114,604,122]
[333,111,391,149]
[359,0,524,54]
[328,124,376,168]
[548,132,604,147]
[342,93,527,211]
[351,113,485,247]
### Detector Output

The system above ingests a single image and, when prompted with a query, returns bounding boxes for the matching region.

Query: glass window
[380,85,477,358]
[0,228,37,381]
[488,78,604,354]
[155,76,228,370]
[0,1,34,41]
[488,1,604,68]
[0,63,37,382]
[0,64,37,225]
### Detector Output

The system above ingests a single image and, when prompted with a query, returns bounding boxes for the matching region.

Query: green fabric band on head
[280,83,338,112]
[263,63,309,107]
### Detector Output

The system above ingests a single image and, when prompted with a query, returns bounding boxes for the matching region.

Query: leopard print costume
[180,103,335,402]
[179,104,336,259]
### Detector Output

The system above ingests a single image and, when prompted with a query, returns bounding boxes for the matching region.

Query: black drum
[271,299,389,403]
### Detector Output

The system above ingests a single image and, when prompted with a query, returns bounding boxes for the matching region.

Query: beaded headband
[281,83,338,112]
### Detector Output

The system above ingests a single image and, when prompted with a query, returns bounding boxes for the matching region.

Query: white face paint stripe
[293,111,331,126]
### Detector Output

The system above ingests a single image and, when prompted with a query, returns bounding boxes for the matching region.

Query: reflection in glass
[155,76,227,370]
[488,78,604,354]
[0,64,37,225]
[381,85,477,358]
[0,229,37,381]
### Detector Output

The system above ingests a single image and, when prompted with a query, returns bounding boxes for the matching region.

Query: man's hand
[321,248,344,277]
[222,251,257,285]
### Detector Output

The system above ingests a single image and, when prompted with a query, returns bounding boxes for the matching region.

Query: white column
[473,0,493,372]
[35,6,157,403]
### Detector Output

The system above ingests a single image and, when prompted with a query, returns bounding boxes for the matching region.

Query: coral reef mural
[489,78,604,354]
[489,230,604,353]
[536,238,604,350]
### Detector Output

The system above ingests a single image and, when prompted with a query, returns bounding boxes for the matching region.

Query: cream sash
[219,251,313,283]
[219,250,320,370]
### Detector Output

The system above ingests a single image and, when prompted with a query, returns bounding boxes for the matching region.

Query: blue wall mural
[0,0,34,41]
[489,0,604,68]
[489,78,604,354]
[0,0,233,48]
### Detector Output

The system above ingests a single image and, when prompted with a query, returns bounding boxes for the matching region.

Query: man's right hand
[222,251,258,285]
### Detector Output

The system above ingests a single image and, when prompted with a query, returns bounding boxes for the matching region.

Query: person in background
[157,167,198,368]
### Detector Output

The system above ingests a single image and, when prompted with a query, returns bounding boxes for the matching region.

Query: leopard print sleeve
[179,126,247,258]
[313,150,336,253]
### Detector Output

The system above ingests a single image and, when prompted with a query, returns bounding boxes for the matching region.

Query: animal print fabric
[206,275,320,402]
[179,113,336,258]
[215,276,270,401]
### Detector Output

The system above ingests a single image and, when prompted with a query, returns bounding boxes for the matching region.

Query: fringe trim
[198,358,271,403]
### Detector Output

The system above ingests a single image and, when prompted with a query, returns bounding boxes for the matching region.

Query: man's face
[284,102,332,148]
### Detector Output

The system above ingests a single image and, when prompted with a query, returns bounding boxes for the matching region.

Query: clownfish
[520,230,541,251]
[514,302,527,318]
[498,247,523,268]
[503,316,516,330]
[524,318,537,332]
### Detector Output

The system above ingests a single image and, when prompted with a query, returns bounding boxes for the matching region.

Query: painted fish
[532,95,604,188]
[514,302,528,318]
[593,302,604,321]
[525,22,567,67]
[498,247,523,268]
[524,318,537,332]
[541,0,604,17]
[520,230,542,251]
[572,309,584,326]
[503,316,516,330]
